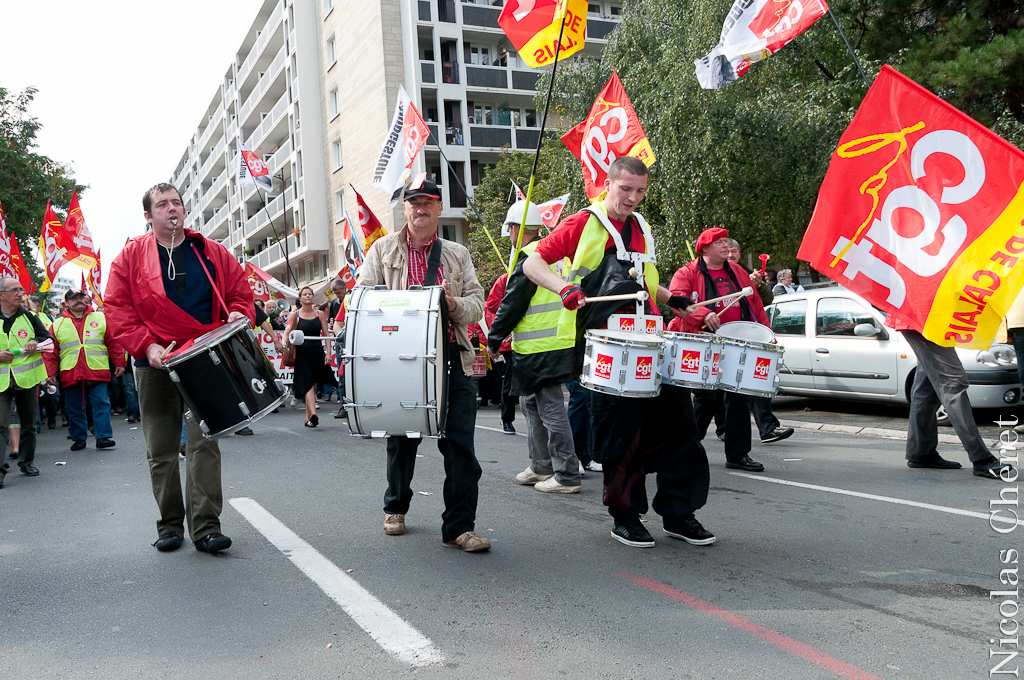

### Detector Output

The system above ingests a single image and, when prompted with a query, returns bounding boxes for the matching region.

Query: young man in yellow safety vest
[43,289,126,452]
[0,277,53,489]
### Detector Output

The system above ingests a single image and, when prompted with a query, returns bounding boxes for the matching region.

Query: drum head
[716,321,774,344]
[165,318,250,367]
[590,329,663,347]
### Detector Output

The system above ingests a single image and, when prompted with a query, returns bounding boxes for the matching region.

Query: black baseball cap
[403,177,442,201]
[65,289,90,301]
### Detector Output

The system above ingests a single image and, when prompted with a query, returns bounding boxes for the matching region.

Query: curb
[778,418,999,448]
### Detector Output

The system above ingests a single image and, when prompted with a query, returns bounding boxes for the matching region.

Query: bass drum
[164,318,286,440]
[343,286,449,438]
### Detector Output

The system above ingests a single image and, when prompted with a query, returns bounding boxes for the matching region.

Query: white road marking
[475,424,528,437]
[229,497,445,667]
[728,473,1024,527]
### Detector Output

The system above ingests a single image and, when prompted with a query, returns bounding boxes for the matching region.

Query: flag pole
[510,15,567,273]
[258,178,298,287]
[827,9,869,88]
[425,126,509,272]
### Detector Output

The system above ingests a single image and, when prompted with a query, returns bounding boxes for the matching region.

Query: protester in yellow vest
[43,289,125,452]
[0,276,52,489]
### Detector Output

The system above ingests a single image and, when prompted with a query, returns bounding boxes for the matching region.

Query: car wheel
[936,404,950,425]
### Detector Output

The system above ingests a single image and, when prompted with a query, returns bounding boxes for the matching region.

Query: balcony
[245,90,290,150]
[466,66,506,89]
[511,70,541,91]
[437,0,455,22]
[198,136,227,182]
[418,0,431,21]
[238,44,288,125]
[198,100,225,151]
[421,61,435,84]
[445,125,464,146]
[252,232,306,273]
[441,60,459,84]
[236,0,285,83]
[244,183,296,241]
[469,126,511,148]
[588,19,618,40]
[462,4,500,28]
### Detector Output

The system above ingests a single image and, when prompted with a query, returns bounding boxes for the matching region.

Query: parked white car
[765,286,1022,411]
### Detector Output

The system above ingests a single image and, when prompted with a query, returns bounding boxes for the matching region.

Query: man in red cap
[669,228,772,472]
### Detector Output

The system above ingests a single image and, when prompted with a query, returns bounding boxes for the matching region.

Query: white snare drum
[717,321,775,344]
[581,330,664,398]
[660,332,722,389]
[343,286,448,438]
[717,338,784,397]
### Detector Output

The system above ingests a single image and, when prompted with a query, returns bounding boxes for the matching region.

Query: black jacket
[488,237,579,396]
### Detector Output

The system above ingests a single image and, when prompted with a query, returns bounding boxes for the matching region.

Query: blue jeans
[66,382,113,442]
[565,379,592,465]
[124,369,139,419]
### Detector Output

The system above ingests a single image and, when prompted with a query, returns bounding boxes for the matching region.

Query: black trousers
[714,395,779,439]
[589,385,710,520]
[384,348,482,542]
[499,350,516,424]
[695,389,752,460]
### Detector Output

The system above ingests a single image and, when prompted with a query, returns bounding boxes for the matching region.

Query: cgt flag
[336,215,364,291]
[561,71,656,200]
[370,86,429,209]
[62,191,98,269]
[498,0,587,68]
[695,0,829,89]
[236,137,274,193]
[0,198,33,292]
[8,235,33,294]
[798,65,1024,349]
[351,184,387,251]
[538,193,571,229]
[86,247,103,305]
[38,201,74,292]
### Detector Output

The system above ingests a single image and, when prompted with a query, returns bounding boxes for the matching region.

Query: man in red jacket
[669,228,771,472]
[44,289,125,452]
[105,183,254,555]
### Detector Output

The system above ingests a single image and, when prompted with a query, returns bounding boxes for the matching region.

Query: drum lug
[702,366,709,380]
[238,402,250,417]
[621,350,629,364]
[584,343,592,357]
[738,349,747,365]
[184,410,193,421]
[619,369,627,385]
[370,430,388,438]
[362,401,383,408]
[669,343,677,357]
[362,354,381,361]
[367,310,383,316]
[405,431,422,439]
[208,350,220,365]
[402,309,420,316]
[399,354,416,360]
[373,285,389,290]
[198,420,209,434]
[400,401,419,409]
[736,369,743,384]
[168,370,180,383]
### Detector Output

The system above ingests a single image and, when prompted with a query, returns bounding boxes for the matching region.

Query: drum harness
[582,206,656,318]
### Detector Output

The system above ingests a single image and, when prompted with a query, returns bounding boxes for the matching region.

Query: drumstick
[688,286,753,310]
[159,341,176,363]
[718,296,742,315]
[584,291,650,304]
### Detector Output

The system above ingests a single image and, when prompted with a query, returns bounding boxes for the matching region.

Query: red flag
[798,65,1024,349]
[62,191,98,269]
[351,184,387,251]
[498,0,587,68]
[0,199,18,280]
[86,247,103,305]
[38,201,73,292]
[8,237,34,294]
[537,193,571,229]
[561,71,656,201]
[236,137,273,192]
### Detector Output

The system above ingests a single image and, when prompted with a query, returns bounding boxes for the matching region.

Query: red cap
[695,227,729,255]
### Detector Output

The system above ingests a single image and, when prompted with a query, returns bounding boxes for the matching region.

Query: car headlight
[977,345,1018,367]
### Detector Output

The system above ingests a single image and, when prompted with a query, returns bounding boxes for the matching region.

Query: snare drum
[661,332,722,389]
[715,322,784,398]
[581,329,663,398]
[165,318,286,440]
[343,286,448,438]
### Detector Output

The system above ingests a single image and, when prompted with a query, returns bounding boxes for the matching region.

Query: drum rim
[197,391,289,440]
[579,377,662,398]
[662,331,722,343]
[715,320,775,343]
[717,337,784,352]
[165,318,251,367]
[586,328,665,347]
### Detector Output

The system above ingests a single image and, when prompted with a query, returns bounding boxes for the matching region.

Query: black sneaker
[611,517,655,548]
[664,513,716,545]
[96,438,116,449]
[194,533,232,554]
[975,459,1015,479]
[760,426,795,443]
[70,439,87,451]
[19,464,39,476]
[502,422,516,435]
[334,407,347,419]
[153,532,184,552]
[234,427,254,436]
[0,463,8,488]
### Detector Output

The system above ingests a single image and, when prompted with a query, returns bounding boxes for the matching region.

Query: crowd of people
[3,164,1015,559]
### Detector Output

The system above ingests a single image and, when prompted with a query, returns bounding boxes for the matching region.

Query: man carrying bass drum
[522,156,714,550]
[355,177,489,553]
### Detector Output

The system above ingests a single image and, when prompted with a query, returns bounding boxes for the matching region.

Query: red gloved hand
[560,285,586,310]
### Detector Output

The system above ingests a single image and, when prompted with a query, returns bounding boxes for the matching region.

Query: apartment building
[171,0,621,288]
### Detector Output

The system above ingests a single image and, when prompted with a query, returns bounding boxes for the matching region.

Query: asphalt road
[1,399,1018,680]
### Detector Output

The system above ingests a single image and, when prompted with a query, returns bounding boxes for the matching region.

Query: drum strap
[424,240,443,287]
[190,241,230,323]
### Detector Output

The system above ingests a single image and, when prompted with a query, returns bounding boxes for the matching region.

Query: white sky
[1,0,264,288]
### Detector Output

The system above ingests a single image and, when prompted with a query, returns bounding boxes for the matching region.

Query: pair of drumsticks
[585,287,753,312]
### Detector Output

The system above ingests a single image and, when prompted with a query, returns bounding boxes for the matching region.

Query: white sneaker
[584,461,603,472]
[515,467,553,485]
[535,477,581,494]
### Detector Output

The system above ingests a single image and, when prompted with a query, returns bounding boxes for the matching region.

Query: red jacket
[668,259,769,333]
[105,229,255,359]
[484,274,512,353]
[44,306,126,386]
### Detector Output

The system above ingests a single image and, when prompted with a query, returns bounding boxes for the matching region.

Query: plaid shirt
[407,231,456,342]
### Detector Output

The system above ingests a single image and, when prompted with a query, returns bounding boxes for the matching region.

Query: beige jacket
[356,225,484,375]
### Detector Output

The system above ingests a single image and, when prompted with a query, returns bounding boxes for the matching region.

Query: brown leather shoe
[442,531,491,552]
[384,513,406,536]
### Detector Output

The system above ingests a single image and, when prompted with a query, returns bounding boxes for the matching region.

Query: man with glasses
[0,278,52,489]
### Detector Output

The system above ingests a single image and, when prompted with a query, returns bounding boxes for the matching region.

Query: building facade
[171,0,621,289]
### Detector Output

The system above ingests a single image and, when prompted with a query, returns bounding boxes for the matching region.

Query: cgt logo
[644,319,659,334]
[680,350,701,374]
[595,353,613,380]
[754,356,772,380]
[618,318,636,332]
[636,356,653,380]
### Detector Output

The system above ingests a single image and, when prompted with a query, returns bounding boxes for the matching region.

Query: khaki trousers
[137,366,223,541]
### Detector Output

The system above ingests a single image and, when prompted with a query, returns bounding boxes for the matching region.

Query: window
[610,3,621,16]
[326,35,336,66]
[331,138,343,170]
[769,300,807,336]
[525,108,537,127]
[334,189,345,223]
[329,87,339,119]
[323,0,333,15]
[588,3,601,14]
[815,298,881,337]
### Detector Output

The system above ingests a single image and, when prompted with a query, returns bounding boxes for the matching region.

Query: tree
[0,86,86,286]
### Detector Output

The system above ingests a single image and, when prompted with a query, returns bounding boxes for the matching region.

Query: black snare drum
[164,318,286,439]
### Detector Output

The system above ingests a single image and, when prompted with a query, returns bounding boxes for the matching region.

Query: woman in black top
[283,286,337,427]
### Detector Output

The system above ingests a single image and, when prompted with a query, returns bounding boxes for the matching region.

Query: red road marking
[618,573,884,680]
